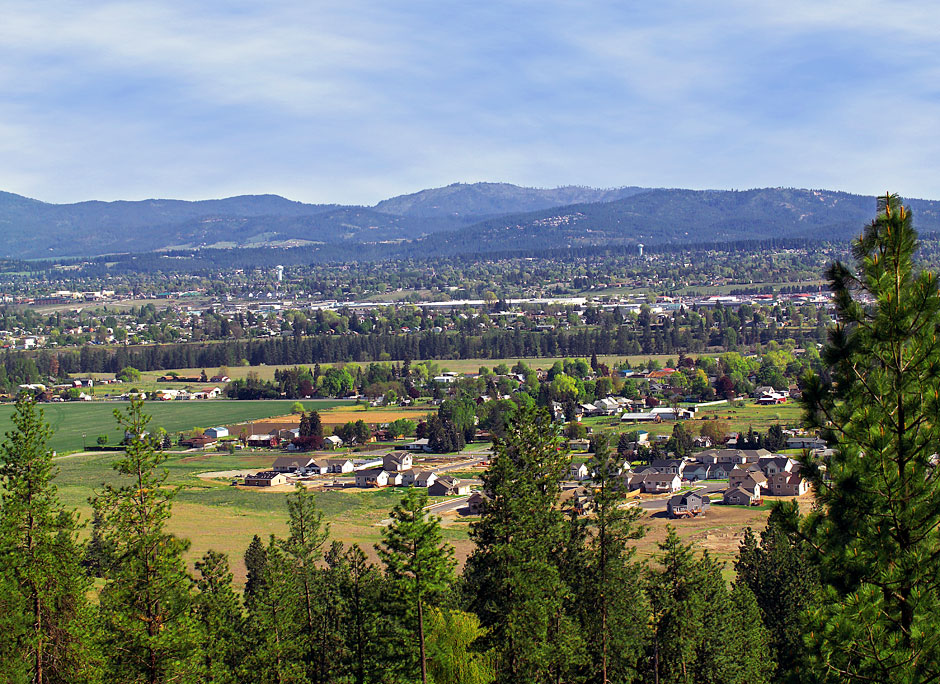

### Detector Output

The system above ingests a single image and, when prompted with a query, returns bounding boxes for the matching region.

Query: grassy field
[52,449,474,585]
[586,399,804,441]
[51,446,783,586]
[0,400,351,454]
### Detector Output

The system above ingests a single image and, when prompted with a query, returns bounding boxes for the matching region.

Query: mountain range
[1,183,938,259]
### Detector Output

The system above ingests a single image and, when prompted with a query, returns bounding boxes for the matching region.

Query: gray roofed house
[414,470,438,488]
[272,456,317,473]
[667,492,710,518]
[630,471,681,494]
[244,471,288,487]
[429,476,471,496]
[723,483,762,506]
[383,451,413,471]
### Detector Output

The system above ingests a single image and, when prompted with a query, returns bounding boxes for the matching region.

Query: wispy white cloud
[0,0,938,204]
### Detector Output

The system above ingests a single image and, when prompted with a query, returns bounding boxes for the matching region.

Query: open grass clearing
[0,400,350,454]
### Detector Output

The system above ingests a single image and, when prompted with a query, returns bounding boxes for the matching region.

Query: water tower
[637,243,644,257]
[276,265,284,282]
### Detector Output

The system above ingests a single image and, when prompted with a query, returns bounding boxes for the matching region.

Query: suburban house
[272,456,318,474]
[667,492,711,518]
[244,471,288,487]
[682,462,726,481]
[355,468,402,488]
[324,435,343,449]
[327,458,355,474]
[204,426,229,439]
[560,486,594,515]
[405,438,430,451]
[630,471,681,494]
[787,436,827,450]
[650,458,689,477]
[768,469,809,496]
[399,469,418,486]
[246,433,278,447]
[723,483,762,506]
[696,448,770,465]
[757,456,797,477]
[467,490,490,515]
[383,452,413,471]
[728,465,768,490]
[570,462,591,481]
[428,476,471,496]
[415,471,439,488]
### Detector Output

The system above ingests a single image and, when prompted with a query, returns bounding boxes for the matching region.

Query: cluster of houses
[564,448,812,520]
[627,448,810,517]
[243,450,472,497]
[153,387,224,401]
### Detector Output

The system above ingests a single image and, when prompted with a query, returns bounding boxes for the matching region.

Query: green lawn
[0,400,351,454]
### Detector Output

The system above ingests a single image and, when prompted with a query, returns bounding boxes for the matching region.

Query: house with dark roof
[667,492,710,518]
[272,456,318,474]
[723,483,762,506]
[429,476,470,496]
[630,471,681,494]
[383,451,413,471]
[244,471,288,487]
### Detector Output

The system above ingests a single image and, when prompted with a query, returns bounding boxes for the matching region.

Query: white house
[569,462,591,481]
[205,426,229,439]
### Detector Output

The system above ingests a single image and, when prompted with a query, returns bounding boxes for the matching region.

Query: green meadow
[0,399,352,454]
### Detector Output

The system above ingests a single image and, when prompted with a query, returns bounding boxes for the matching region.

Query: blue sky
[1,0,938,204]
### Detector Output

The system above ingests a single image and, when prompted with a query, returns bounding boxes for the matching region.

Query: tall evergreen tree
[331,544,388,684]
[92,399,195,684]
[308,410,323,439]
[191,550,246,684]
[378,488,456,684]
[575,435,647,684]
[242,534,267,611]
[646,528,771,684]
[464,405,583,683]
[278,483,338,683]
[800,193,940,681]
[0,396,94,684]
[735,501,819,683]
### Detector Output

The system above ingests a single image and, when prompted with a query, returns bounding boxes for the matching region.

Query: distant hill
[407,188,940,256]
[1,184,938,258]
[373,182,647,218]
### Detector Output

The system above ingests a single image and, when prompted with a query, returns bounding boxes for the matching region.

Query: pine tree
[93,399,195,684]
[645,528,705,684]
[242,538,300,684]
[0,395,94,683]
[799,193,940,681]
[331,544,388,684]
[575,435,647,684]
[299,411,311,438]
[309,410,323,438]
[735,502,819,683]
[191,550,246,684]
[278,483,337,683]
[378,488,456,684]
[465,405,583,683]
[242,534,267,611]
